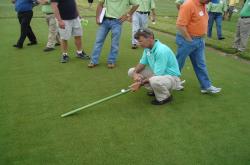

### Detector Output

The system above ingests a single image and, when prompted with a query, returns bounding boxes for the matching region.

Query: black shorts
[88,0,93,3]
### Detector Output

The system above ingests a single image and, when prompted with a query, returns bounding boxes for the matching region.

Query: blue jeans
[176,34,211,89]
[90,19,122,64]
[207,12,223,39]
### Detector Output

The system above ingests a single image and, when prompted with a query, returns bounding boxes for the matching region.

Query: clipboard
[99,7,106,23]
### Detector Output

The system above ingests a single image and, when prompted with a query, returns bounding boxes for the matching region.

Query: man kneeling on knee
[128,28,183,105]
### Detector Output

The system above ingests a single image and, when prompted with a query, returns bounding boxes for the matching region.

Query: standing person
[51,0,90,63]
[12,0,37,49]
[227,0,239,21]
[88,0,93,8]
[88,0,139,69]
[232,0,250,52]
[207,0,228,40]
[176,0,221,94]
[38,0,60,52]
[131,0,156,49]
[128,28,183,105]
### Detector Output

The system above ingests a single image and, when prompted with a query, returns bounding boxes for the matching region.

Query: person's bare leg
[74,36,82,51]
[61,39,68,54]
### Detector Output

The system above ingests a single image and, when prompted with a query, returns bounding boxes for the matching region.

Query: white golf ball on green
[121,89,126,93]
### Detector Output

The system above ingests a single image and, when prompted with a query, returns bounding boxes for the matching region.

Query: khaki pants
[45,14,60,48]
[233,17,250,51]
[128,67,182,101]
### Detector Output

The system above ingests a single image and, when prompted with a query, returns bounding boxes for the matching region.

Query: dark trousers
[16,10,37,46]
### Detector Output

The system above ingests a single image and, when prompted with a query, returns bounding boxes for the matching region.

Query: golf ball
[121,89,126,93]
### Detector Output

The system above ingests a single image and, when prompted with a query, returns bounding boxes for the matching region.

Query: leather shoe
[107,63,115,69]
[151,95,173,105]
[131,44,138,49]
[88,62,98,68]
[13,44,23,49]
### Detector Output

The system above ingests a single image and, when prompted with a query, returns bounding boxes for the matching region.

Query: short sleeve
[129,0,139,5]
[151,0,156,9]
[176,3,191,26]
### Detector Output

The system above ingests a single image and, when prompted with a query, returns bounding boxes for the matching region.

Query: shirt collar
[150,40,159,52]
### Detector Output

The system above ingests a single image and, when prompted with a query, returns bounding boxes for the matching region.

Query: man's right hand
[58,20,65,29]
[185,37,193,42]
[130,82,142,92]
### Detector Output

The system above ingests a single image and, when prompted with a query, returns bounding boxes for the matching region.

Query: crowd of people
[11,0,250,105]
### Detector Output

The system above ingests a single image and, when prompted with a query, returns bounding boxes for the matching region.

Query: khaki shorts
[58,17,82,40]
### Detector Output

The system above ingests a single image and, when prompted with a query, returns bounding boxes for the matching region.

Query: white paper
[99,7,106,23]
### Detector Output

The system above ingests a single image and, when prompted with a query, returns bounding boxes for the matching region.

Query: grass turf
[1,1,250,165]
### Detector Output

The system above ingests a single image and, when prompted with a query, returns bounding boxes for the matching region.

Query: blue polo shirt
[139,40,181,76]
[15,0,33,12]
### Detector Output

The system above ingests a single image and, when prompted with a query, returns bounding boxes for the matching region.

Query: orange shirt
[176,0,208,37]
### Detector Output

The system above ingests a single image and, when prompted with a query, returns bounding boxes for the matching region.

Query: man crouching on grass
[128,28,183,105]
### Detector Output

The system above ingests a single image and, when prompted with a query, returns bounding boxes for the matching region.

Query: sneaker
[201,86,221,94]
[76,51,90,60]
[131,44,138,49]
[88,62,98,68]
[61,55,69,63]
[151,95,173,105]
[27,41,37,46]
[13,44,23,49]
[43,47,55,52]
[107,63,115,69]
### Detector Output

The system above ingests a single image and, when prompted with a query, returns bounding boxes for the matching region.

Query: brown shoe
[107,63,115,69]
[88,62,98,68]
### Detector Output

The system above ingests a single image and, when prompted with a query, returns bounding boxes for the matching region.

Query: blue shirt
[15,0,33,12]
[139,40,181,77]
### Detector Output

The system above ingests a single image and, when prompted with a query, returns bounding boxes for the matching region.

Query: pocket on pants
[176,35,183,46]
[183,38,193,45]
[176,35,193,47]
